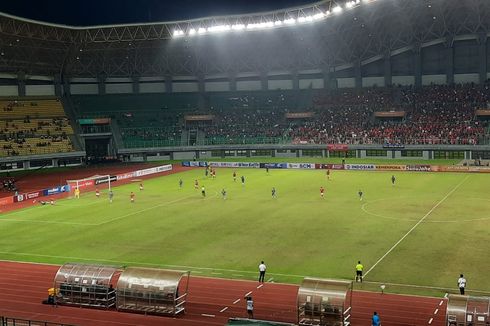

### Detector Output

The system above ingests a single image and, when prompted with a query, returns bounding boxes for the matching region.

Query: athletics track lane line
[364,175,470,278]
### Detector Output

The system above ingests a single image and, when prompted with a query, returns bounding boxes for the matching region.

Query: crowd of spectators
[286,83,489,145]
[116,83,490,146]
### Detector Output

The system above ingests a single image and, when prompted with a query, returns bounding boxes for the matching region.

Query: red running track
[0,261,447,326]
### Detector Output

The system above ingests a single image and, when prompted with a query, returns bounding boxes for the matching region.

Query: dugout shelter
[446,294,490,326]
[54,263,119,308]
[297,278,353,326]
[116,267,190,316]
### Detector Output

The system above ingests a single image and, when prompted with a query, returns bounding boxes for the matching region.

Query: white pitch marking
[244,291,252,297]
[220,307,228,313]
[364,176,469,277]
[267,277,274,282]
[0,218,96,226]
[257,284,263,289]
[201,314,215,318]
[444,293,449,298]
[233,299,240,304]
[434,308,438,315]
[439,300,444,306]
[428,317,433,324]
[97,196,191,225]
[233,274,244,277]
[211,272,222,275]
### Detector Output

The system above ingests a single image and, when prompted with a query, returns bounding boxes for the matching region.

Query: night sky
[0,0,315,26]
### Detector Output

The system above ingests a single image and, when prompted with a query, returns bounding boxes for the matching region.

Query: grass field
[0,167,489,297]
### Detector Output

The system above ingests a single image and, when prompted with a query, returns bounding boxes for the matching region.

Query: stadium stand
[72,84,490,148]
[0,99,75,157]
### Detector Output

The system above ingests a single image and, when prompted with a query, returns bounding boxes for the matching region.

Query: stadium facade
[0,0,489,168]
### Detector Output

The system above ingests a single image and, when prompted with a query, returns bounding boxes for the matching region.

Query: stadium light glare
[189,28,197,36]
[173,30,184,37]
[231,24,246,30]
[332,6,343,13]
[312,13,325,20]
[346,1,354,8]
[283,18,296,25]
[274,20,283,26]
[208,25,231,33]
[198,27,207,34]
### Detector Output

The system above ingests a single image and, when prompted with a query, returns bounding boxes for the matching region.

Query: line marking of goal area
[364,175,470,278]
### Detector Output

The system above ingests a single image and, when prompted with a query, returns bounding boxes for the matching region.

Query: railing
[123,136,290,148]
[1,316,76,326]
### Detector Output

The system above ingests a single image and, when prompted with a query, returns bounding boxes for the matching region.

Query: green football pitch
[1,167,489,296]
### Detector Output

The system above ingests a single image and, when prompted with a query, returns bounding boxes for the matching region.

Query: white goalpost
[66,174,112,198]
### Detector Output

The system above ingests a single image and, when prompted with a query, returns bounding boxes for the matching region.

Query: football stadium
[0,0,489,325]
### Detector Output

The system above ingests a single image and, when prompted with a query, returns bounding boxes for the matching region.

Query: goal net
[66,175,113,197]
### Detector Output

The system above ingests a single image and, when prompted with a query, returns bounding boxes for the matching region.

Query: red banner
[327,144,349,151]
[67,179,94,190]
[13,191,42,203]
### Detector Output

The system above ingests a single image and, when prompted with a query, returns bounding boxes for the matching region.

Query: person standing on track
[355,261,364,283]
[371,311,381,326]
[458,274,466,295]
[391,175,396,186]
[109,190,114,203]
[258,261,266,283]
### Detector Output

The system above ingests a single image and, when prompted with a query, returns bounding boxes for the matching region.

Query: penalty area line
[96,196,191,226]
[364,175,469,278]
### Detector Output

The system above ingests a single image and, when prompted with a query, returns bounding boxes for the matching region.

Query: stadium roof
[0,0,489,78]
[0,0,316,27]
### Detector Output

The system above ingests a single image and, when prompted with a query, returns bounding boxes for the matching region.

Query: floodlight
[198,27,207,34]
[346,1,354,9]
[189,28,196,36]
[332,6,343,13]
[284,18,296,25]
[231,24,245,30]
[274,20,283,26]
[312,13,325,20]
[173,30,184,37]
[298,17,306,23]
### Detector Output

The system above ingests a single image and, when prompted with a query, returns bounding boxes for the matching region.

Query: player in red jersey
[139,183,144,191]
[95,188,100,198]
[130,191,135,203]
[212,169,216,179]
[194,179,199,190]
[326,169,331,180]
[233,171,237,182]
[320,186,325,199]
